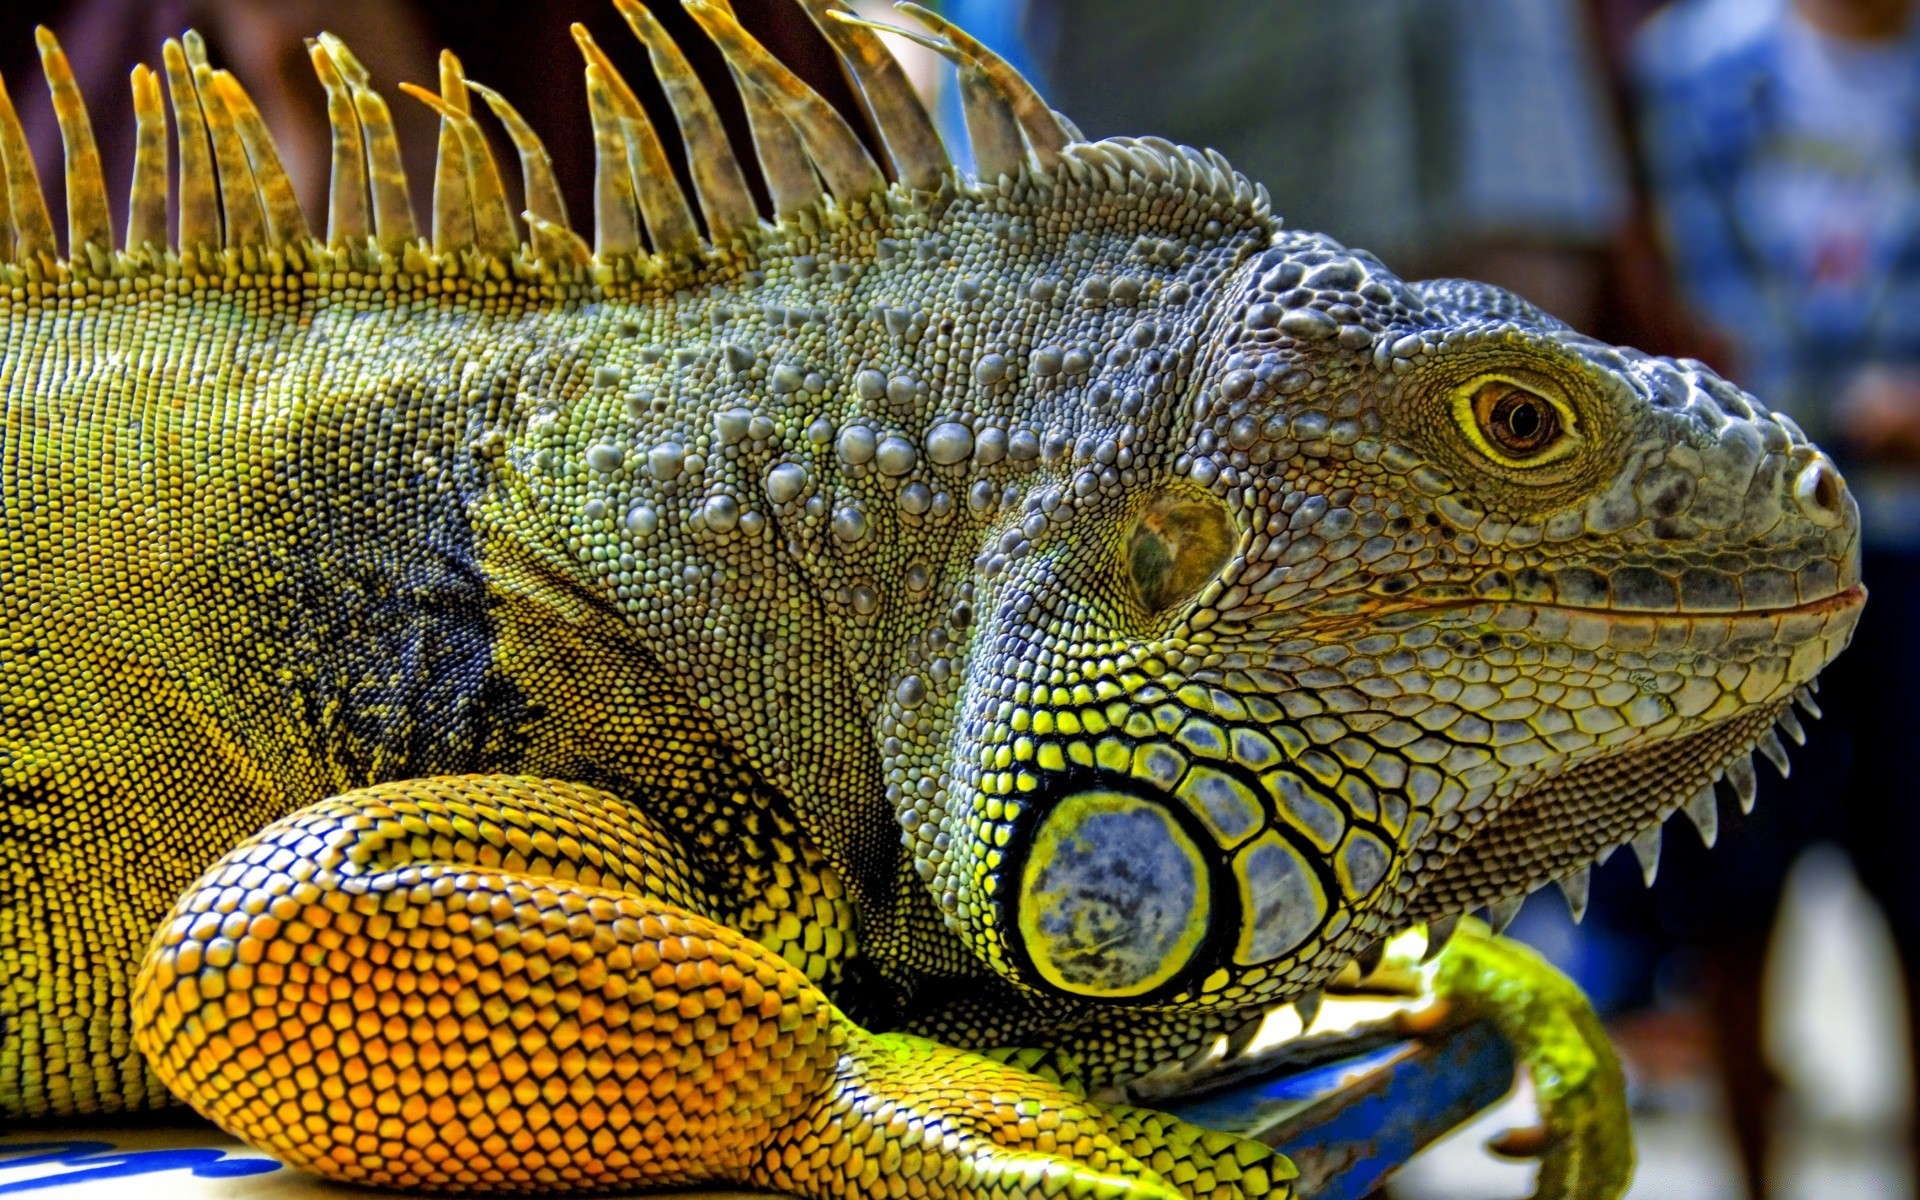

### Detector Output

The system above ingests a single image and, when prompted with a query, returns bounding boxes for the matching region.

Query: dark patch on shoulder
[241,388,536,787]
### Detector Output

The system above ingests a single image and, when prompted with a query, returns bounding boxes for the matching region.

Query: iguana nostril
[1793,458,1847,527]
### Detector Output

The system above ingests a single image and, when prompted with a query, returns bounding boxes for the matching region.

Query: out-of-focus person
[1640,0,1920,469]
[1636,0,1920,1195]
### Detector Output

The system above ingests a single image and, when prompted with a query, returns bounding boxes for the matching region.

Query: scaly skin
[0,4,1862,1197]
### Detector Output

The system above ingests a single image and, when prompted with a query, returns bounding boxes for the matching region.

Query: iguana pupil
[1481,383,1555,454]
[1500,396,1541,441]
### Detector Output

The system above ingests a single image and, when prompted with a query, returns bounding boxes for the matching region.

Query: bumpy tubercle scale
[0,6,1861,1199]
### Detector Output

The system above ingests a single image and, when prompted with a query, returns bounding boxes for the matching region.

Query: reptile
[0,2,1864,1197]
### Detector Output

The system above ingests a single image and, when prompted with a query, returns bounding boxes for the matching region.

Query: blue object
[1167,1019,1518,1200]
[0,1140,281,1193]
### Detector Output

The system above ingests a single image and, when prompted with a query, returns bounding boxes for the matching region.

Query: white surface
[1767,847,1913,1126]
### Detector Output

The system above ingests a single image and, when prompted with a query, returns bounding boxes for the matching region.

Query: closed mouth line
[1498,581,1866,621]
[1296,581,1866,629]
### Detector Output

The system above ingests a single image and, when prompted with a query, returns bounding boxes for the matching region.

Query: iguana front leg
[778,1034,1292,1200]
[1353,922,1633,1200]
[1430,924,1632,1200]
[131,775,1290,1199]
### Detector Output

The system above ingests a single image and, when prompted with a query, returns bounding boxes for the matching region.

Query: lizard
[0,1,1863,1197]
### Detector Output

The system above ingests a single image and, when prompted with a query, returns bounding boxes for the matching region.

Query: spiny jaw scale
[1472,682,1823,936]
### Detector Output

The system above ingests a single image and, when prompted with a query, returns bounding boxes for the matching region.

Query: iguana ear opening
[1128,492,1234,615]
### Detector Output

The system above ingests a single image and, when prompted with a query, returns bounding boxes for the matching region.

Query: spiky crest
[0,5,1271,287]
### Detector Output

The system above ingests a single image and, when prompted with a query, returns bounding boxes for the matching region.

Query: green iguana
[0,3,1862,1197]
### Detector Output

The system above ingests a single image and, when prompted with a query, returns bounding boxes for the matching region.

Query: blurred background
[3,0,1918,1195]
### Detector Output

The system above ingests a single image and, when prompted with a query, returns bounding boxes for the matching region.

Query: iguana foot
[131,776,1291,1199]
[1395,921,1634,1200]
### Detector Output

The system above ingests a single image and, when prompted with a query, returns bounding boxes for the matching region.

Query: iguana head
[914,221,1863,1010]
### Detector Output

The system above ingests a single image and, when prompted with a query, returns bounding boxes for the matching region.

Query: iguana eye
[1128,494,1235,613]
[1451,376,1581,469]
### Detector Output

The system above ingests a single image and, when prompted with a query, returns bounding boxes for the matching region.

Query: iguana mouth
[1513,580,1866,622]
[1307,577,1863,626]
[1281,581,1864,655]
